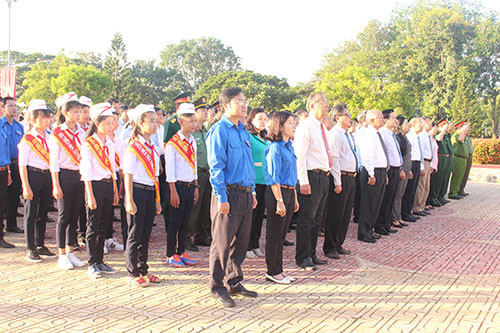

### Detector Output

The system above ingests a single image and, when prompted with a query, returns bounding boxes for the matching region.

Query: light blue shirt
[265,140,297,187]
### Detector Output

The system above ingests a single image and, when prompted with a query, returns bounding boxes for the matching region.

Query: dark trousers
[459,154,473,193]
[105,172,126,245]
[209,187,253,294]
[429,156,448,203]
[0,169,8,238]
[295,171,329,263]
[323,174,356,254]
[353,173,361,223]
[6,161,21,229]
[56,169,84,248]
[439,157,453,200]
[24,169,51,250]
[77,205,87,240]
[401,161,421,219]
[126,186,156,277]
[357,168,387,240]
[426,171,436,205]
[167,183,195,257]
[265,187,295,276]
[86,180,114,265]
[248,184,266,250]
[185,170,211,247]
[290,183,301,228]
[375,167,400,232]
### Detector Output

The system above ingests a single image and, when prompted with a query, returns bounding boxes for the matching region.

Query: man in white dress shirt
[356,110,388,243]
[352,110,368,224]
[413,117,433,216]
[293,92,331,270]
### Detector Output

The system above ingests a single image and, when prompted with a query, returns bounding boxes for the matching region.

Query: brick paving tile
[0,182,500,332]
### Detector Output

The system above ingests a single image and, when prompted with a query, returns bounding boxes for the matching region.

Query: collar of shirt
[176,130,194,144]
[0,116,21,128]
[221,115,245,131]
[91,133,112,148]
[30,128,49,140]
[60,122,84,135]
[379,126,395,136]
[137,134,158,155]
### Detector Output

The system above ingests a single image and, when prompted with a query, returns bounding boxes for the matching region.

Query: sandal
[144,274,162,283]
[128,276,150,288]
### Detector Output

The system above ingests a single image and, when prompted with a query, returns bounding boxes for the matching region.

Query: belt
[27,166,50,174]
[177,181,195,188]
[133,182,155,192]
[96,177,112,184]
[227,184,253,193]
[438,154,451,157]
[60,168,80,173]
[310,169,331,177]
[424,158,432,162]
[454,155,467,160]
[281,185,295,190]
[0,166,7,171]
[198,168,210,174]
[10,158,18,164]
[341,171,357,177]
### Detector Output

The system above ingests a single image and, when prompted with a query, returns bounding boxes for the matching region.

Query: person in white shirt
[323,103,357,259]
[401,117,425,222]
[374,109,404,236]
[356,109,388,243]
[123,104,162,287]
[413,117,434,216]
[80,103,119,279]
[293,92,331,270]
[19,100,56,262]
[352,110,368,224]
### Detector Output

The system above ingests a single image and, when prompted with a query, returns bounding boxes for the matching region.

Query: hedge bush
[472,139,500,165]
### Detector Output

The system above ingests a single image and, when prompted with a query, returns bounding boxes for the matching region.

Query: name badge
[245,141,251,147]
[16,131,22,136]
[254,162,263,167]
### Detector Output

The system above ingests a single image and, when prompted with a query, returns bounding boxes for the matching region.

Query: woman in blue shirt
[264,111,299,284]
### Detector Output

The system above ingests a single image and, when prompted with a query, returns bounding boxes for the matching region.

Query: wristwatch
[277,198,284,203]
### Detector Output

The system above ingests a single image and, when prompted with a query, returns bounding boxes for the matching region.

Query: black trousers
[105,172,127,245]
[459,154,473,193]
[185,170,211,247]
[6,161,21,229]
[24,169,51,250]
[86,180,114,265]
[295,171,329,264]
[125,186,156,277]
[0,169,8,238]
[290,183,301,228]
[375,167,400,232]
[167,183,195,257]
[353,173,361,223]
[209,187,253,294]
[77,205,87,240]
[323,174,356,254]
[357,168,387,240]
[248,184,266,251]
[401,161,421,219]
[265,187,295,276]
[56,169,84,248]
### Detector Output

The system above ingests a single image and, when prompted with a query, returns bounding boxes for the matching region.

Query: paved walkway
[0,182,499,332]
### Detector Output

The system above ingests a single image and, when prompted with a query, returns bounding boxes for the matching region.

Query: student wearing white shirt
[123,105,162,287]
[356,110,388,243]
[50,100,86,270]
[293,92,330,270]
[323,104,357,259]
[413,117,434,216]
[19,100,56,262]
[80,103,119,279]
[374,109,403,236]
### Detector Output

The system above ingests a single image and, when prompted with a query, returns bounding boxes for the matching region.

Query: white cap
[90,102,114,121]
[55,92,78,109]
[79,96,92,107]
[132,104,155,123]
[177,103,195,116]
[28,99,48,113]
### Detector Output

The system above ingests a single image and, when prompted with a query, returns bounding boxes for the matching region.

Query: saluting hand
[300,184,311,195]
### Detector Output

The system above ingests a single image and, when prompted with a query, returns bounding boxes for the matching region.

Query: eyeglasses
[231,99,248,107]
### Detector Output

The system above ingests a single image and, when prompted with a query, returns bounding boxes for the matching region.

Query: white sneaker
[253,248,264,257]
[246,250,256,259]
[285,275,296,283]
[58,254,74,270]
[266,273,291,284]
[105,238,124,251]
[103,243,109,255]
[67,252,86,267]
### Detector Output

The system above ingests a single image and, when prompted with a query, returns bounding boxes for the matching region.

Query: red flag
[0,68,17,98]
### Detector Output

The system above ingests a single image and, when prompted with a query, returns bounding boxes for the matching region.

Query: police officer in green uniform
[439,121,454,204]
[206,101,222,130]
[429,119,451,206]
[459,124,474,197]
[184,96,212,252]
[163,92,192,143]
[448,121,470,199]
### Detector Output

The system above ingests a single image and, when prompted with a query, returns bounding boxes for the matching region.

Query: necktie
[392,133,403,165]
[320,123,333,169]
[66,129,81,146]
[145,142,157,158]
[345,131,358,171]
[377,132,390,169]
[37,135,48,151]
[417,136,424,165]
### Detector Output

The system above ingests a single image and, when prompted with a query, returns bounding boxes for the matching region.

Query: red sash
[128,140,160,203]
[115,152,121,169]
[52,127,80,165]
[167,133,196,171]
[85,136,117,194]
[21,134,50,165]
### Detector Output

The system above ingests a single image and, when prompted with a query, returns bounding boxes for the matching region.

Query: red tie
[66,129,81,146]
[145,142,156,158]
[104,145,109,158]
[320,123,333,168]
[37,135,48,151]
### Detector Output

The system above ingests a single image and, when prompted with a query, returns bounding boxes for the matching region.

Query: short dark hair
[3,96,15,104]
[396,115,406,127]
[106,97,119,105]
[333,103,348,118]
[382,109,394,119]
[219,87,242,105]
[267,111,294,142]
[120,105,129,111]
[245,107,267,136]
[31,108,52,120]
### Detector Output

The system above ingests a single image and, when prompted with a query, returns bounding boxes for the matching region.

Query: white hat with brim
[55,92,78,109]
[28,99,48,113]
[132,104,155,123]
[79,96,92,107]
[90,102,115,121]
[177,103,195,116]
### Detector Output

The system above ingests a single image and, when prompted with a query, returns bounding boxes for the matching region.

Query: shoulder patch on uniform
[170,118,177,124]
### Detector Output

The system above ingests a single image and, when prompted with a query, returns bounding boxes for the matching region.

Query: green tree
[160,37,241,91]
[104,32,132,100]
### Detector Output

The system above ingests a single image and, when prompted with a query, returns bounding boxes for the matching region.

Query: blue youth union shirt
[265,140,298,187]
[0,117,24,159]
[206,115,256,203]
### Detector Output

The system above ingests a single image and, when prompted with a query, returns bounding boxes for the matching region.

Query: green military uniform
[163,114,181,143]
[430,126,454,204]
[459,135,474,195]
[440,132,454,200]
[448,128,467,198]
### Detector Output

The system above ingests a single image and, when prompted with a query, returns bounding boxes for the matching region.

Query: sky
[1,0,500,85]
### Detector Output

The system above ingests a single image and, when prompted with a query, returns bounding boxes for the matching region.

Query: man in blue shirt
[0,97,24,234]
[0,97,14,248]
[206,87,258,308]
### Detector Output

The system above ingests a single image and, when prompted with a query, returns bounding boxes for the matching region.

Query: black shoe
[358,237,376,243]
[459,191,469,196]
[0,238,15,248]
[297,257,317,271]
[312,256,328,265]
[26,249,42,262]
[424,207,430,211]
[387,228,398,233]
[337,247,351,255]
[186,244,199,252]
[283,239,294,246]
[16,212,23,217]
[46,217,55,223]
[229,284,258,298]
[194,239,211,247]
[6,227,23,233]
[442,199,450,203]
[410,214,420,220]
[402,216,417,222]
[325,250,340,259]
[375,229,389,236]
[448,195,461,200]
[36,246,56,257]
[413,211,426,217]
[430,201,442,207]
[392,223,403,229]
[212,292,236,307]
[371,233,382,239]
[289,223,297,230]
[400,222,409,226]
